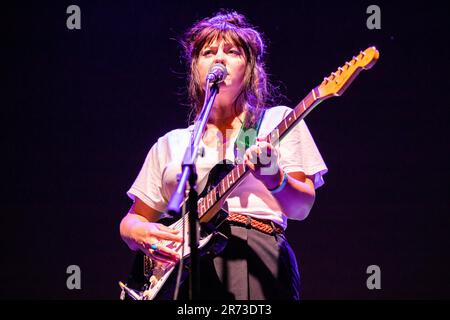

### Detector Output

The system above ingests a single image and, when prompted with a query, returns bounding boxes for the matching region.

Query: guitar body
[122,161,235,300]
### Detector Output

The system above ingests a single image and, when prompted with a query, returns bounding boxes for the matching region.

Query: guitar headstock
[317,46,379,99]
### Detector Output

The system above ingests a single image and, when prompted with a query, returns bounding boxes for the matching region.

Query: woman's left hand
[244,138,283,190]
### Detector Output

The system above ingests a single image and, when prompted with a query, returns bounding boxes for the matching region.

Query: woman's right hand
[120,197,184,263]
[131,221,183,263]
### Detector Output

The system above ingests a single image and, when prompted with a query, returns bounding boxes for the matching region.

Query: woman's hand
[120,198,184,263]
[242,139,316,220]
[129,220,183,263]
[244,138,284,190]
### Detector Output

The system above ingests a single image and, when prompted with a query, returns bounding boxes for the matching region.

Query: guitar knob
[150,275,159,287]
[118,281,143,300]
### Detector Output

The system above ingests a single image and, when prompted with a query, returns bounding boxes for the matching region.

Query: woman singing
[120,10,328,300]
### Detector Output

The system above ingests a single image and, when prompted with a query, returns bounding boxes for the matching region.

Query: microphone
[206,63,228,83]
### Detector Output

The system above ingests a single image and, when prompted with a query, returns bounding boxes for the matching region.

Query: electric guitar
[119,46,380,300]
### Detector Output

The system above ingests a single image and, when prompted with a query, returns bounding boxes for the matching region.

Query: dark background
[2,0,449,299]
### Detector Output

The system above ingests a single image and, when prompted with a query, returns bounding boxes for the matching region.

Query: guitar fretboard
[198,89,322,220]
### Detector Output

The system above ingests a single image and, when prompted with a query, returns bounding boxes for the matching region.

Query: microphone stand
[166,80,220,300]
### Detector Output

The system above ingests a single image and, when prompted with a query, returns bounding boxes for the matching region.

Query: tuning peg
[352,56,359,61]
[360,51,366,56]
[337,67,344,74]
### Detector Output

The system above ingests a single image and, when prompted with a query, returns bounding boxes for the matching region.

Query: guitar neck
[269,88,323,142]
[198,88,323,223]
[197,46,380,224]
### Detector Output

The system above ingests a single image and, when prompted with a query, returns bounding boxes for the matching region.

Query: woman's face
[197,38,247,102]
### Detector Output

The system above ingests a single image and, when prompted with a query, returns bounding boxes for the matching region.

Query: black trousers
[178,222,301,300]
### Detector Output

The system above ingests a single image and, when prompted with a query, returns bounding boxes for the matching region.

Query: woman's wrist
[121,215,147,251]
[265,169,288,194]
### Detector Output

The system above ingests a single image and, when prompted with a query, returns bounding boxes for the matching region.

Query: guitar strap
[234,108,266,164]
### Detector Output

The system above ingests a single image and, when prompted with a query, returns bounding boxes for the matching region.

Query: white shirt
[127,106,328,230]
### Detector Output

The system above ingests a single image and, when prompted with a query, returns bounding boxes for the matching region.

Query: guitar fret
[212,187,217,202]
[223,179,228,194]
[228,172,234,186]
[236,164,242,177]
[201,198,206,214]
[233,167,239,180]
[287,111,295,127]
[307,91,314,106]
[204,194,208,211]
[217,182,221,198]
[198,199,206,214]
[270,128,278,145]
[207,193,213,209]
[219,180,225,197]
[305,95,311,109]
[280,120,284,131]
[236,165,242,178]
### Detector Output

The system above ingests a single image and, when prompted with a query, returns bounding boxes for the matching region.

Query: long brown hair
[180,10,278,128]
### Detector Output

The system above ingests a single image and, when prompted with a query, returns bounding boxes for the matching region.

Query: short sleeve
[276,109,328,189]
[127,137,168,212]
